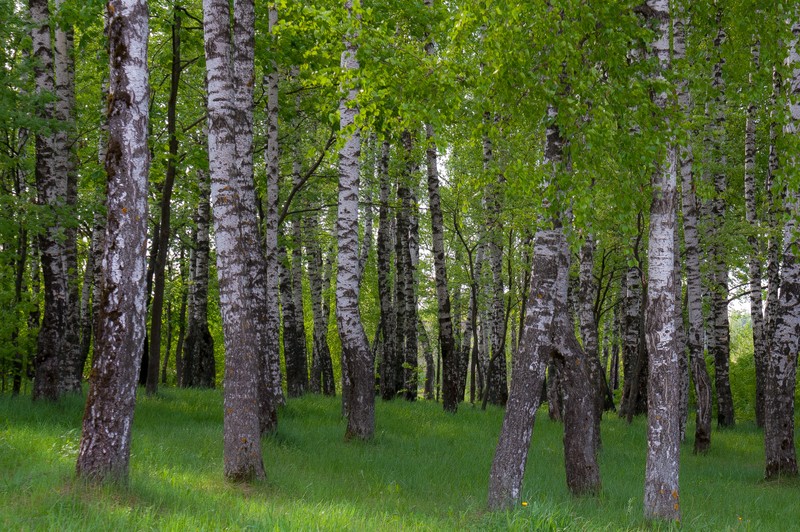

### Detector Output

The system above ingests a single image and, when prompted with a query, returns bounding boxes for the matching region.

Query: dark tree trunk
[307,216,335,396]
[280,243,308,397]
[75,0,150,483]
[147,6,182,395]
[424,123,458,411]
[377,140,397,400]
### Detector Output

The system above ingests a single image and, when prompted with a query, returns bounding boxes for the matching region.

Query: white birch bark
[745,42,768,428]
[643,0,680,521]
[337,0,374,439]
[674,11,712,454]
[263,4,285,416]
[75,0,149,482]
[764,16,800,480]
[201,0,265,481]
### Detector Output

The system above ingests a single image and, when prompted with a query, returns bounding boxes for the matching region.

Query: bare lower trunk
[643,1,680,521]
[745,43,767,427]
[377,140,397,400]
[201,0,266,481]
[262,4,284,425]
[75,0,149,482]
[337,1,374,439]
[764,19,800,480]
[488,229,599,510]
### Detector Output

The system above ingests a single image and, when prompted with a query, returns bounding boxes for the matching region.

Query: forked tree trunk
[201,0,266,481]
[337,0,374,440]
[488,229,600,510]
[75,0,149,482]
[30,0,81,401]
[643,0,680,521]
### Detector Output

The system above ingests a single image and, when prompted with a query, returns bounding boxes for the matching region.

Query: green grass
[1,389,798,530]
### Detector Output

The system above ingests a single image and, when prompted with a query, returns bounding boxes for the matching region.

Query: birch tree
[202,0,266,481]
[764,16,800,480]
[75,0,149,482]
[642,0,681,521]
[337,0,374,440]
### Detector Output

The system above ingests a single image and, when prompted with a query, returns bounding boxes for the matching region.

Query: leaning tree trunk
[643,0,681,522]
[201,0,266,481]
[675,12,712,454]
[488,228,600,510]
[764,18,800,480]
[184,169,215,388]
[75,0,149,482]
[488,230,562,510]
[337,0,374,440]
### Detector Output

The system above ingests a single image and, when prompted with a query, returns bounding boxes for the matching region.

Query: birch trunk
[426,123,458,412]
[745,42,768,428]
[765,66,782,347]
[377,140,397,400]
[709,15,735,428]
[488,230,561,510]
[184,170,214,388]
[75,0,149,482]
[675,12,712,454]
[201,0,265,480]
[262,4,284,420]
[29,0,77,401]
[307,215,335,396]
[643,0,680,521]
[337,0,374,439]
[764,18,800,480]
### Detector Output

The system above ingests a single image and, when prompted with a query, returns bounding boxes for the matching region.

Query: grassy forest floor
[1,388,798,531]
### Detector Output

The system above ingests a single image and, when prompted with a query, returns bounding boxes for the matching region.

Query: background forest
[2,0,800,528]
